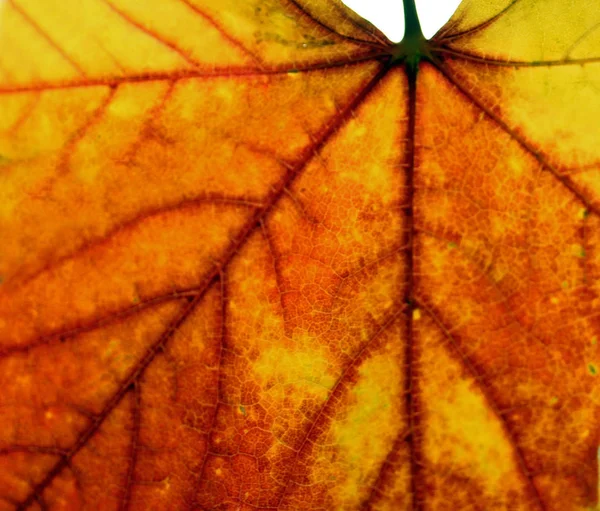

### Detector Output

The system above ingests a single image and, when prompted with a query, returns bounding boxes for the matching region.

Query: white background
[343,0,463,41]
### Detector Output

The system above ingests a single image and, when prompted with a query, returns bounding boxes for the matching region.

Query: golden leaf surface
[0,0,599,509]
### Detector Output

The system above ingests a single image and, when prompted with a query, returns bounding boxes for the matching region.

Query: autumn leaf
[1,0,600,509]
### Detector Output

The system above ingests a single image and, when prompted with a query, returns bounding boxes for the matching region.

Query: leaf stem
[403,0,424,44]
[390,0,428,67]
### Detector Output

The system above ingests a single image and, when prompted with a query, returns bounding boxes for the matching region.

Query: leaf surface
[0,0,599,509]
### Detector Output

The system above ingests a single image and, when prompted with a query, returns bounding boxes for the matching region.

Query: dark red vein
[192,273,227,500]
[260,220,289,334]
[436,0,520,43]
[177,0,263,64]
[0,51,387,94]
[433,59,600,218]
[285,0,386,49]
[15,296,196,511]
[279,186,320,225]
[403,60,422,511]
[119,384,141,511]
[100,0,201,69]
[0,290,189,359]
[359,428,411,510]
[435,47,600,67]
[327,246,406,316]
[34,495,48,511]
[338,5,390,47]
[1,196,263,358]
[416,301,545,510]
[14,61,388,511]
[8,0,87,77]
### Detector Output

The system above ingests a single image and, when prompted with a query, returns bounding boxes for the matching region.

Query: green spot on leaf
[448,242,458,249]
[239,405,246,416]
[588,363,597,376]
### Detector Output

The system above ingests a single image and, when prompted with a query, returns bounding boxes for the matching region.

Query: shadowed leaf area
[1,0,600,509]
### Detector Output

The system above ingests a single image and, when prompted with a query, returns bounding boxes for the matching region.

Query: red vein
[275,308,405,509]
[177,0,264,64]
[19,194,262,288]
[13,62,389,510]
[93,38,129,75]
[5,92,40,134]
[8,0,87,77]
[417,229,553,356]
[57,85,118,175]
[433,59,600,219]
[0,51,387,94]
[0,446,67,456]
[0,61,12,82]
[100,0,201,68]
[0,291,193,359]
[435,47,600,68]
[120,80,177,163]
[417,301,545,510]
[578,203,591,286]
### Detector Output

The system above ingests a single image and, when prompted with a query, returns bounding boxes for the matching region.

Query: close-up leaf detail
[0,0,599,509]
